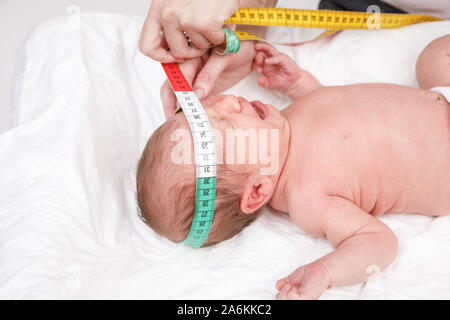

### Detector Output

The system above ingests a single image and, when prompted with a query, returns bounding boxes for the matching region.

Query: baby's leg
[416,35,450,89]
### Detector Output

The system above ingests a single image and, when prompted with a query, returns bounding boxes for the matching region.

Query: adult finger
[202,24,228,46]
[192,53,228,99]
[203,24,235,49]
[139,17,178,62]
[185,30,212,50]
[162,22,204,60]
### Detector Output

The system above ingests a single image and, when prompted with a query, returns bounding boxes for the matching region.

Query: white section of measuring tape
[174,91,217,179]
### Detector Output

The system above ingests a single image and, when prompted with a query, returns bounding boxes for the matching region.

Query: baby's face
[136,94,291,240]
[205,95,287,132]
[190,94,290,176]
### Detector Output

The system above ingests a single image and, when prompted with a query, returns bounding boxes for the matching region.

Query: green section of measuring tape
[216,27,241,55]
[184,177,217,248]
[187,27,241,55]
[170,88,217,249]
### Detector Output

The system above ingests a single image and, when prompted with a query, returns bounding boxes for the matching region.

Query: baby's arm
[277,195,398,300]
[252,42,321,100]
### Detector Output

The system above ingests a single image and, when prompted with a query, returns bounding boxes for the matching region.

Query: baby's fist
[252,42,302,93]
[276,261,331,300]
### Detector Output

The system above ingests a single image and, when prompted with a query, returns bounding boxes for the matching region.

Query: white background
[0,0,150,134]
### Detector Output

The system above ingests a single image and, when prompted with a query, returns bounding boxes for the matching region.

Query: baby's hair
[136,115,260,247]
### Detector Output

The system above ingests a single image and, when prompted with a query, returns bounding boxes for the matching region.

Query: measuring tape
[161,63,217,248]
[160,8,443,248]
[186,8,443,53]
[226,8,443,48]
[227,8,442,31]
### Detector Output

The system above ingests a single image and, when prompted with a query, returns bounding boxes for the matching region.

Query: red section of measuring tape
[161,63,192,92]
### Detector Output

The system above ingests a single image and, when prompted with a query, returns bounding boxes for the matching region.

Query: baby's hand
[252,42,302,93]
[275,261,330,300]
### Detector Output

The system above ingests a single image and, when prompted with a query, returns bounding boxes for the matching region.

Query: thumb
[160,80,177,119]
[193,53,228,99]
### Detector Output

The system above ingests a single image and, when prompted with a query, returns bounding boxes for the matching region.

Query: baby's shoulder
[284,174,353,237]
[284,146,352,200]
[287,86,355,132]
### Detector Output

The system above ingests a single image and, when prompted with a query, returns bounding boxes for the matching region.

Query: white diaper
[432,87,450,103]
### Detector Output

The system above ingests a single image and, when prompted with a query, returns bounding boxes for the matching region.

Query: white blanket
[1,9,450,299]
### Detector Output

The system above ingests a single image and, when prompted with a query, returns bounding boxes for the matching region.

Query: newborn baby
[137,35,450,299]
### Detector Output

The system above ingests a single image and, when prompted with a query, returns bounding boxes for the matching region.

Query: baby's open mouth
[250,100,268,120]
[237,97,269,120]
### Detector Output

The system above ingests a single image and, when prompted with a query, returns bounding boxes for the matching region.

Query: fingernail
[194,88,204,99]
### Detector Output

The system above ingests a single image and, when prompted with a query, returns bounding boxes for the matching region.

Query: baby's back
[283,83,450,216]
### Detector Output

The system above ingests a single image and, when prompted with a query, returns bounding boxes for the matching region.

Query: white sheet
[432,87,450,102]
[1,8,450,299]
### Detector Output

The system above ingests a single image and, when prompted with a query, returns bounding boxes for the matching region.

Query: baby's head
[136,95,290,246]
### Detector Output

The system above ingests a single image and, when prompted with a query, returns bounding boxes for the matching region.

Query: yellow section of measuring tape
[227,8,442,30]
[227,9,443,44]
[234,30,262,41]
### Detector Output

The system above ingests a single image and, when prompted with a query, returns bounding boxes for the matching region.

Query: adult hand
[139,0,241,62]
[160,40,256,118]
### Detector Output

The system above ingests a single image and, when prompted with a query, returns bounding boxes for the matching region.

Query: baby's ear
[239,176,274,214]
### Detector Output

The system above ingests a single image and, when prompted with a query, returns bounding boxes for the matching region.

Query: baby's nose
[220,95,242,113]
